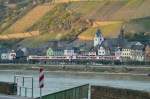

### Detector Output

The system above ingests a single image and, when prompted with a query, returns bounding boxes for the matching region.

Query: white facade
[1,52,16,60]
[1,53,9,60]
[64,49,75,56]
[97,47,110,56]
[94,37,100,47]
[131,50,144,61]
[121,48,144,61]
[121,48,132,59]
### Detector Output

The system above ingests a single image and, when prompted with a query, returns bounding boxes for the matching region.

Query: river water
[0,70,150,98]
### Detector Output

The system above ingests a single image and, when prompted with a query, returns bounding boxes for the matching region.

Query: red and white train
[27,55,119,62]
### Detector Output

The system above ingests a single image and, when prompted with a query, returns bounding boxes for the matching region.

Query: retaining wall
[91,86,150,99]
[0,82,17,95]
[36,84,89,99]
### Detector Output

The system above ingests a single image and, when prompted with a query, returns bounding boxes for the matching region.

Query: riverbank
[0,64,150,74]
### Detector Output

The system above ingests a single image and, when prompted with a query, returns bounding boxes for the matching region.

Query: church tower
[117,25,126,47]
[94,29,104,47]
[118,26,124,40]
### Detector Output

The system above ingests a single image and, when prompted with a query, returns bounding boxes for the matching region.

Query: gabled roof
[131,45,144,50]
[127,41,143,46]
[67,39,93,51]
[124,41,144,50]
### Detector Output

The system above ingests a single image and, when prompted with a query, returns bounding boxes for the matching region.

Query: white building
[120,42,144,61]
[97,46,110,56]
[121,48,144,61]
[1,52,16,60]
[64,49,75,56]
[131,50,144,61]
[1,53,9,60]
[94,29,104,47]
[121,48,132,60]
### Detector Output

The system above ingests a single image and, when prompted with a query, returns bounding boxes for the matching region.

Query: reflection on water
[0,70,150,98]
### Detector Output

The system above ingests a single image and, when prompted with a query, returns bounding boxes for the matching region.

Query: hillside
[78,17,150,40]
[88,0,150,21]
[3,4,55,34]
[0,0,33,33]
[0,0,150,47]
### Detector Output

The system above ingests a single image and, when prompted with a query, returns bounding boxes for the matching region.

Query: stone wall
[0,82,17,95]
[91,86,150,99]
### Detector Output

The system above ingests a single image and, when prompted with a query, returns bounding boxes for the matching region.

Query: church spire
[117,25,126,47]
[118,25,125,39]
[95,29,101,37]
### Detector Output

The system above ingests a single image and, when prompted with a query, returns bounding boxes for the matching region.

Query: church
[93,27,127,56]
[93,29,110,56]
[94,29,104,47]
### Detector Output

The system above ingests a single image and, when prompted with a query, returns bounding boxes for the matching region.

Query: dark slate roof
[0,48,9,53]
[47,40,69,48]
[52,48,65,51]
[124,41,144,50]
[95,29,101,37]
[27,48,46,55]
[103,38,125,48]
[15,49,24,57]
[100,38,119,49]
[66,39,93,51]
[131,45,144,50]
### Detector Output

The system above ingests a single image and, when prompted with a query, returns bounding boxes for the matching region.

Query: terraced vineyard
[3,4,55,34]
[0,0,150,47]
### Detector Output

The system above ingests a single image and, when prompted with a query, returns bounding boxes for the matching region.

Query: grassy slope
[125,17,150,33]
[79,16,150,40]
[77,0,150,40]
[78,22,123,40]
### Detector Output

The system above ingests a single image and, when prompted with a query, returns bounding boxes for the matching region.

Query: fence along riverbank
[35,84,150,99]
[36,84,89,99]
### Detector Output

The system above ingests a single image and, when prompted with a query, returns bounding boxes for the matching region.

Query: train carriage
[27,54,119,64]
